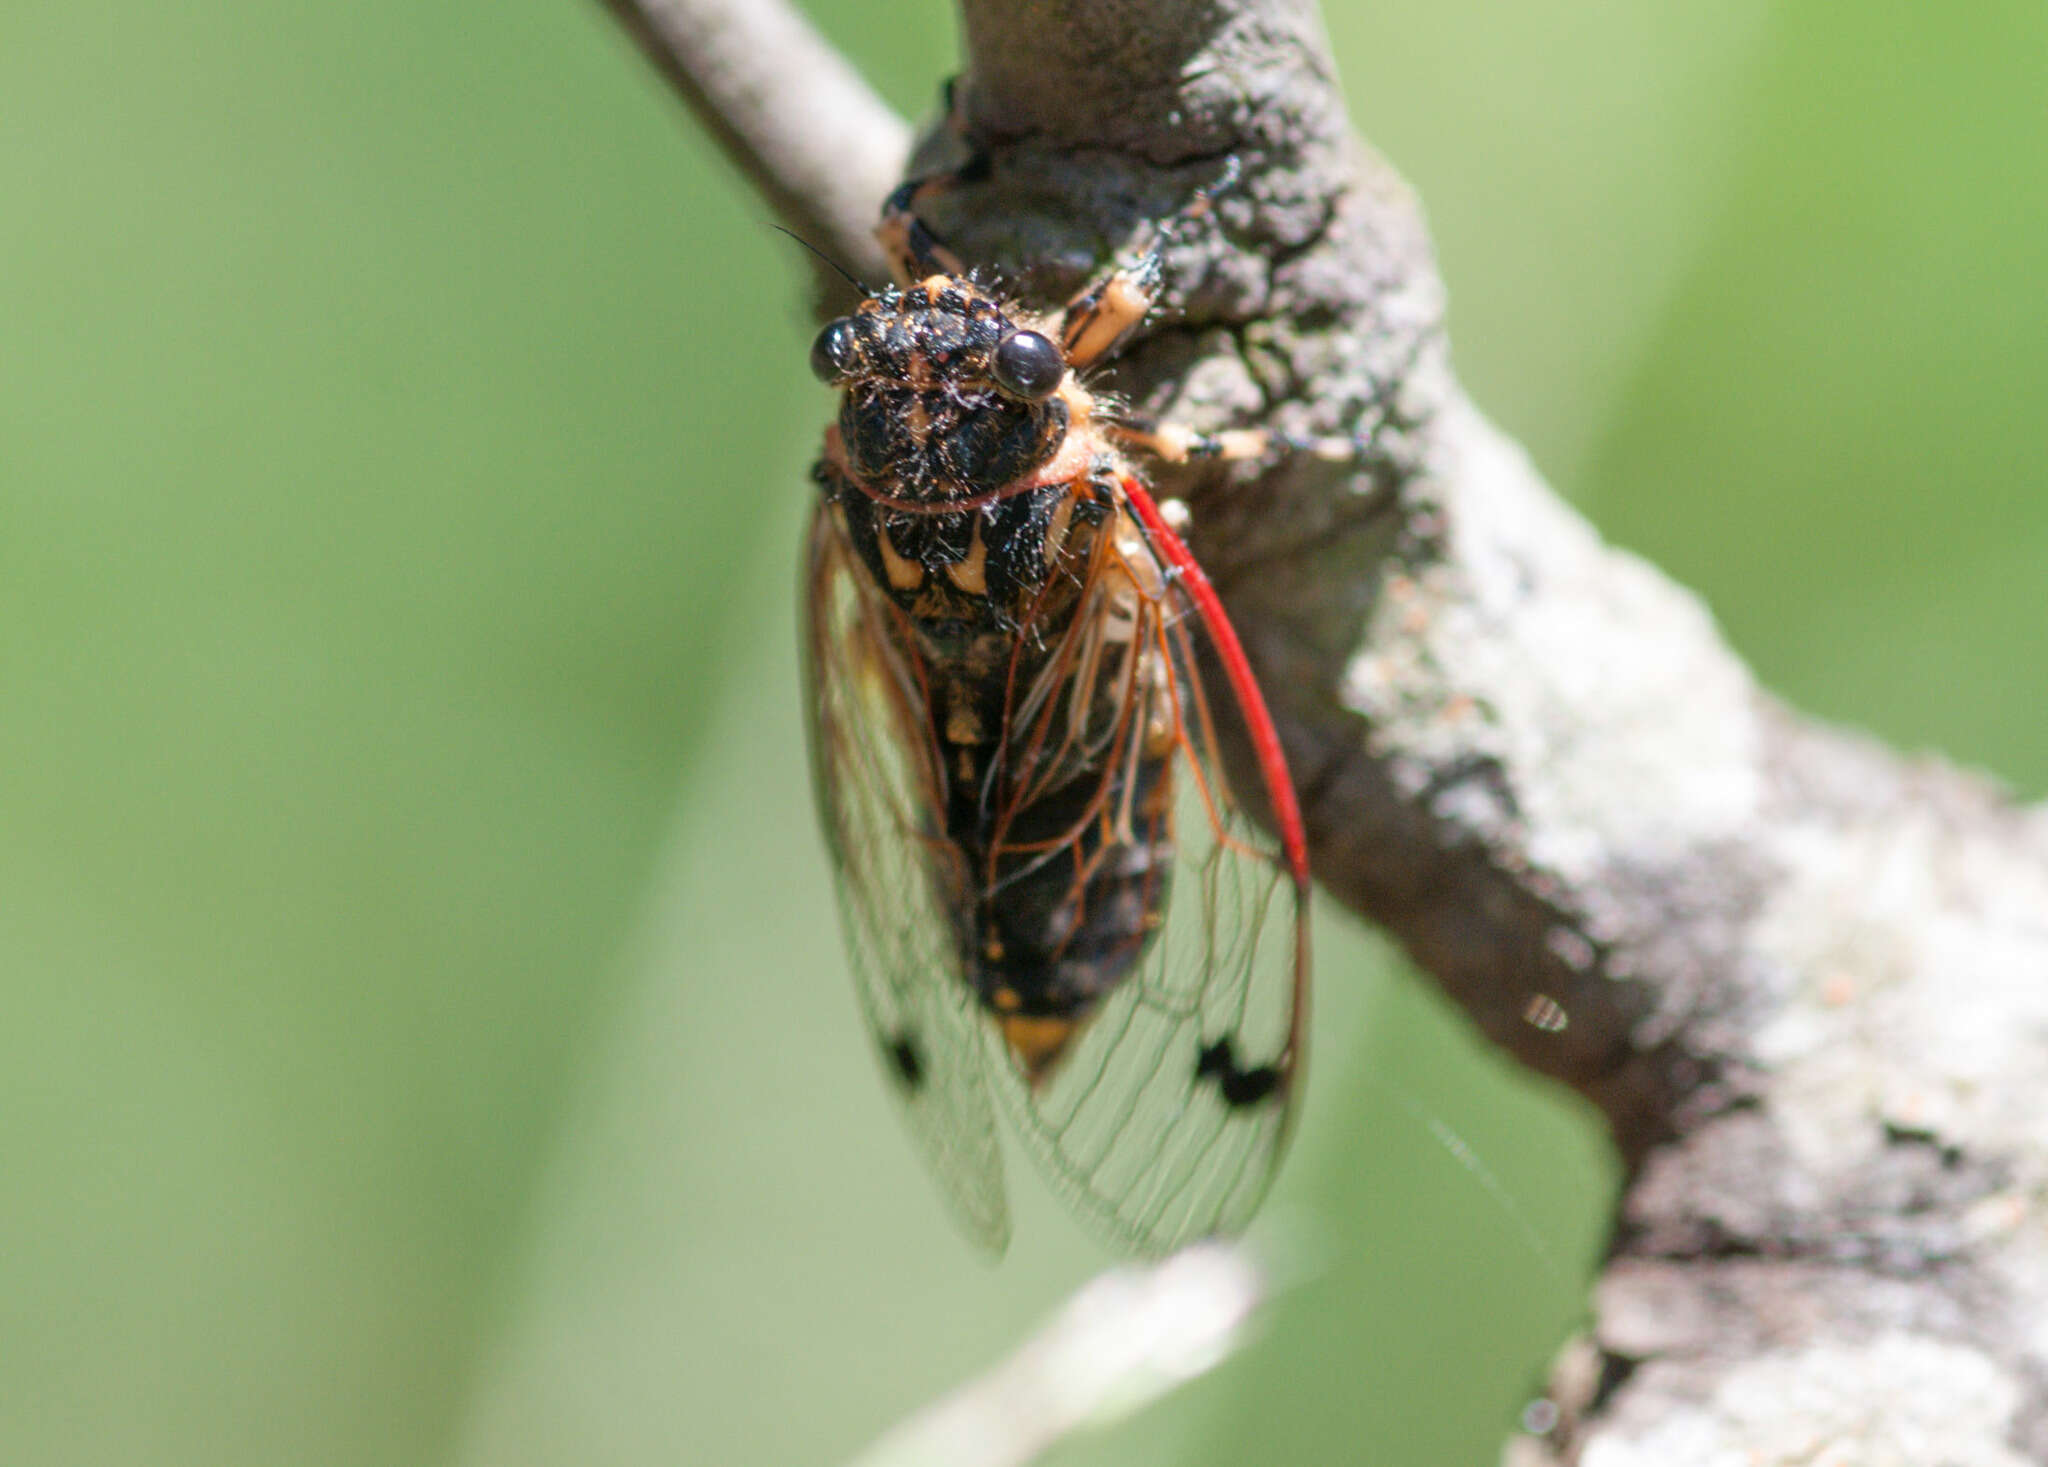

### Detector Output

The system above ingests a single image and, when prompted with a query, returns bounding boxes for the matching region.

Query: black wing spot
[883,1031,926,1092]
[1195,1037,1283,1108]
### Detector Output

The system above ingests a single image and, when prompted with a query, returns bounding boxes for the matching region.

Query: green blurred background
[5,2,2044,1464]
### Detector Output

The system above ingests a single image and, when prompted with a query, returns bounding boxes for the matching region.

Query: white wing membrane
[980,515,1307,1256]
[803,504,1010,1252]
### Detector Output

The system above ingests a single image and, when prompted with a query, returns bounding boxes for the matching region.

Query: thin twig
[844,1243,1265,1467]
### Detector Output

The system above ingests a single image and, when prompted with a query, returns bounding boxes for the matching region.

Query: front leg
[1059,156,1240,370]
[874,78,988,284]
[1109,414,1386,469]
[876,155,989,284]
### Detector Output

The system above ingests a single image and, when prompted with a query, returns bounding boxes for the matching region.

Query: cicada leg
[876,161,984,284]
[1058,159,1405,478]
[1058,157,1241,370]
[1107,413,1394,470]
[875,78,988,284]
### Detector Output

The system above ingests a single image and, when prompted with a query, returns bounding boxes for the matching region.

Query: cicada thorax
[822,445,1182,1083]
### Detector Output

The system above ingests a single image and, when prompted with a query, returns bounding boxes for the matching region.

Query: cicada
[802,162,1317,1256]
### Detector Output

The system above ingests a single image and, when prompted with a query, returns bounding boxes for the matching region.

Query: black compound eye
[990,330,1065,401]
[809,319,860,384]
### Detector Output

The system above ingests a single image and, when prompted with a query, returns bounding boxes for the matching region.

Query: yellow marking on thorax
[945,523,989,595]
[876,532,926,591]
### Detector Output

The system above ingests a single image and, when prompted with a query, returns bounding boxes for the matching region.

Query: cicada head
[809,277,1072,505]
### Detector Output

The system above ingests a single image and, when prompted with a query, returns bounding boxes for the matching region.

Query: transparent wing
[801,501,1010,1253]
[982,504,1310,1256]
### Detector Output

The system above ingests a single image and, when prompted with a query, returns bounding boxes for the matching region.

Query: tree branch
[605,0,2048,1459]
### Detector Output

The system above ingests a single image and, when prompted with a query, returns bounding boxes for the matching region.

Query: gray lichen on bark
[606,0,2048,1460]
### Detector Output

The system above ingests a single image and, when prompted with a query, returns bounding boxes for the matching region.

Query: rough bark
[601,0,2048,1460]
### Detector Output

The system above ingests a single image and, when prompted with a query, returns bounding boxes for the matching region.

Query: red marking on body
[1117,477,1311,893]
[843,429,1094,516]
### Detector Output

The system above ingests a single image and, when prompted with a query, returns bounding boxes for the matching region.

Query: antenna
[771,224,867,293]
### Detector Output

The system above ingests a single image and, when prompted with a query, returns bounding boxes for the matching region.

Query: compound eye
[990,330,1065,401]
[809,319,860,384]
